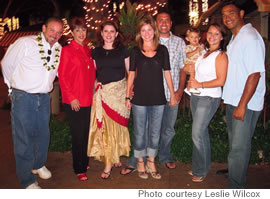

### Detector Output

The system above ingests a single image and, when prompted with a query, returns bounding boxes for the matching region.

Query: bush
[49,116,71,152]
[48,109,270,164]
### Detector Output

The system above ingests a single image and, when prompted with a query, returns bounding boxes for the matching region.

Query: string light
[0,17,19,39]
[189,0,208,26]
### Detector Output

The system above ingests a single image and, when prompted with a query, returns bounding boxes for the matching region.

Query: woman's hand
[125,99,132,110]
[188,78,202,89]
[70,99,80,112]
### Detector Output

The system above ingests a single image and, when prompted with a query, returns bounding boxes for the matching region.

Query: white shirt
[222,23,265,111]
[195,50,222,98]
[1,33,62,94]
[160,32,186,102]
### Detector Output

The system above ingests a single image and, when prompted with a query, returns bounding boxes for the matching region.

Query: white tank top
[195,50,222,98]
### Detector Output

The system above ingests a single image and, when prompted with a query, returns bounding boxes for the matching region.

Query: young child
[184,28,204,94]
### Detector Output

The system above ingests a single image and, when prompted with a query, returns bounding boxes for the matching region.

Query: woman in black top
[126,16,177,180]
[87,21,130,179]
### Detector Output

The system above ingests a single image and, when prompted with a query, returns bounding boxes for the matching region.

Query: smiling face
[42,21,63,47]
[222,4,244,35]
[155,13,172,37]
[206,25,223,48]
[72,27,87,45]
[101,25,118,45]
[140,24,155,42]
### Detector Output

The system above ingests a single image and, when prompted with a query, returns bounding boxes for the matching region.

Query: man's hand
[174,90,183,104]
[233,105,246,121]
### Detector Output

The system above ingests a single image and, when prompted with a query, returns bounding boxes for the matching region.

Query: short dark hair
[69,17,87,31]
[45,17,64,27]
[96,20,123,49]
[155,8,171,20]
[221,1,243,12]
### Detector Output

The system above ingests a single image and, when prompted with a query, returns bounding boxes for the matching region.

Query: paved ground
[0,76,270,189]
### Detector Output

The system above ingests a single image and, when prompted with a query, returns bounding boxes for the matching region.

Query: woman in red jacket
[58,17,96,181]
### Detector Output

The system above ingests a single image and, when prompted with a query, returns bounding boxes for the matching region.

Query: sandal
[137,160,148,179]
[120,166,136,175]
[101,169,112,179]
[165,162,176,169]
[77,173,88,181]
[192,175,205,183]
[146,160,161,180]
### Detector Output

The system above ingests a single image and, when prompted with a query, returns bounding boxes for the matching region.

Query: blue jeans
[191,95,221,177]
[11,89,50,188]
[159,103,179,163]
[132,104,165,158]
[128,103,178,167]
[226,104,261,189]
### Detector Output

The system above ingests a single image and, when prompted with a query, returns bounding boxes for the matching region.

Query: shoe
[189,88,201,95]
[120,166,136,175]
[192,176,205,182]
[77,173,88,181]
[32,166,52,179]
[26,182,41,189]
[101,168,112,179]
[165,162,176,169]
[146,160,161,180]
[137,160,148,179]
[216,169,228,177]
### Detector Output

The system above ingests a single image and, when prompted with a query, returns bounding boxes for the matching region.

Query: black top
[129,45,170,106]
[92,47,129,84]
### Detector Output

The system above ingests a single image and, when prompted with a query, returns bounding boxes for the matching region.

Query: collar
[41,32,59,49]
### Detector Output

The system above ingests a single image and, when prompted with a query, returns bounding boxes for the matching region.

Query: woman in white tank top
[184,23,228,183]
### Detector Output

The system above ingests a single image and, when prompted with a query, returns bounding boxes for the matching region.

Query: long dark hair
[96,20,124,49]
[204,23,228,52]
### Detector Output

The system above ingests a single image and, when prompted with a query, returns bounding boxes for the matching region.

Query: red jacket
[58,40,96,107]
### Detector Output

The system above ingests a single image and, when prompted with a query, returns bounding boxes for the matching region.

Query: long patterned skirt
[87,79,130,165]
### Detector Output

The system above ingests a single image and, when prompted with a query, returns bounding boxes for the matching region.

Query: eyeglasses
[46,49,52,62]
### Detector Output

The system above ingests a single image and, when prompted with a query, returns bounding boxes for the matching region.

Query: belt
[12,88,41,95]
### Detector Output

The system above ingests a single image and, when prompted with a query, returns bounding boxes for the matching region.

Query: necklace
[36,32,60,71]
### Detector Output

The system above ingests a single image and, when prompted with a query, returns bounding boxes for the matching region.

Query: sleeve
[1,38,26,89]
[180,39,186,69]
[58,47,76,103]
[129,48,137,71]
[162,45,171,71]
[185,45,192,53]
[243,38,265,75]
[91,48,97,59]
[123,47,130,58]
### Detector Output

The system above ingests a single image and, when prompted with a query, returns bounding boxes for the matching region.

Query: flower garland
[36,32,60,71]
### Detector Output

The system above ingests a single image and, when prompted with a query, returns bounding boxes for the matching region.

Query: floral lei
[36,32,60,71]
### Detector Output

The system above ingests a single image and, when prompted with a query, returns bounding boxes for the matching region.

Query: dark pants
[64,104,91,174]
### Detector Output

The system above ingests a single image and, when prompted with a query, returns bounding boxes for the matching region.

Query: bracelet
[125,97,131,101]
[202,82,204,89]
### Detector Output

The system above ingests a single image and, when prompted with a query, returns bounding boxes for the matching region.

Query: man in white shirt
[121,10,186,174]
[1,17,63,189]
[221,3,265,188]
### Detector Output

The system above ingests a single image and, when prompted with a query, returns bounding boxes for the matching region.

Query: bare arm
[164,70,177,106]
[233,72,261,120]
[186,47,200,58]
[125,71,136,109]
[189,52,228,88]
[124,57,130,74]
[175,69,186,103]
